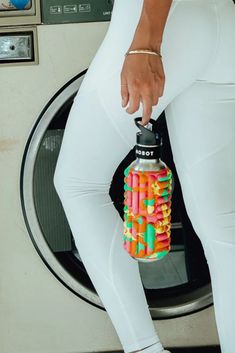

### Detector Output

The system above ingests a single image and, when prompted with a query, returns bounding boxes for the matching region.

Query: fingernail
[122,98,125,107]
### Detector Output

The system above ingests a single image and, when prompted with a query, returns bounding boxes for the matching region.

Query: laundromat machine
[0,1,220,353]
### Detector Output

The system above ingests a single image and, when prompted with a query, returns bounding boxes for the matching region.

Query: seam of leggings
[97,87,135,150]
[210,0,221,77]
[167,94,214,247]
[195,0,220,82]
[66,176,110,185]
[108,215,122,282]
[185,133,235,174]
[123,336,163,353]
[82,235,160,351]
[167,95,235,174]
[108,217,141,346]
[183,168,212,253]
[66,190,109,200]
[212,0,221,73]
[108,218,161,351]
[214,238,235,246]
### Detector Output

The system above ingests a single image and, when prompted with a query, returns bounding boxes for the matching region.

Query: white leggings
[53,0,235,352]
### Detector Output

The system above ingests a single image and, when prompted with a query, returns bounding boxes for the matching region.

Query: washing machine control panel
[41,0,113,24]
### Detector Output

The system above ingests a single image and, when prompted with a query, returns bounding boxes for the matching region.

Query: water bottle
[123,117,173,262]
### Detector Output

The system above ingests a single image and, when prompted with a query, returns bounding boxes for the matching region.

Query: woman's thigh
[165,81,235,247]
[163,0,235,246]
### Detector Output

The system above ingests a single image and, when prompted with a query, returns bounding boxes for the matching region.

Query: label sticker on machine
[50,5,62,15]
[78,4,91,13]
[0,0,32,10]
[64,5,77,14]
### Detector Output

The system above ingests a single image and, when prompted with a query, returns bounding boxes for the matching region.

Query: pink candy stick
[132,173,139,215]
[126,173,132,208]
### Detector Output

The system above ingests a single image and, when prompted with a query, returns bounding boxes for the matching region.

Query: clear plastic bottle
[123,117,173,262]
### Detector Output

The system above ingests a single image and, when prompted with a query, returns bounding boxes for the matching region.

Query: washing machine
[0,1,221,353]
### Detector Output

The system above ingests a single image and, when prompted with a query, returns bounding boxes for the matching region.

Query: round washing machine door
[21,72,213,319]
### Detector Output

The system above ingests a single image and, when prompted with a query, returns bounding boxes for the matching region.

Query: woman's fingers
[121,80,161,122]
[157,77,164,97]
[121,79,129,108]
[141,95,154,125]
[126,91,141,113]
[121,77,163,126]
[124,87,158,125]
[157,61,165,97]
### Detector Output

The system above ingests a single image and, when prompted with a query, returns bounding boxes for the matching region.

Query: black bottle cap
[135,117,162,146]
[134,117,163,159]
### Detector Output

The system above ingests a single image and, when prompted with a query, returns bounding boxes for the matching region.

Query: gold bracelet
[125,49,162,58]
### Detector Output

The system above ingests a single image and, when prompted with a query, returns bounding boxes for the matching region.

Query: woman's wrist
[128,38,162,53]
[128,0,172,53]
[128,35,162,54]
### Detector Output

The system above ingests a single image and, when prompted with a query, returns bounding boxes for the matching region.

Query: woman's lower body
[53,0,235,352]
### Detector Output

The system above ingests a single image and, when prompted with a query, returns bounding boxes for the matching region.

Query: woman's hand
[120,52,165,126]
[119,0,172,126]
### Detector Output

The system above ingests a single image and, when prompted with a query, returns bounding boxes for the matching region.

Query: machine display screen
[0,0,32,10]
